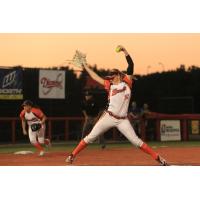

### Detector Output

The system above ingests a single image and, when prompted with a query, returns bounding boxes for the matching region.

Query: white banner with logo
[39,70,65,99]
[160,120,181,141]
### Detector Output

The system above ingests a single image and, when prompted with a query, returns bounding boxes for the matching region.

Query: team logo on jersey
[111,86,126,96]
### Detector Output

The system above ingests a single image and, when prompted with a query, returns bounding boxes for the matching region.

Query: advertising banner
[191,120,199,135]
[39,70,65,99]
[0,68,23,99]
[160,120,181,141]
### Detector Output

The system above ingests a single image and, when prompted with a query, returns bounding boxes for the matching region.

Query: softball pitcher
[66,45,168,165]
[20,100,51,156]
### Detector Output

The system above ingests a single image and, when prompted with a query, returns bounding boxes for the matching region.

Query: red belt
[106,111,127,120]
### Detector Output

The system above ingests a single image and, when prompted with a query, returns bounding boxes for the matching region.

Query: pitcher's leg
[83,113,114,144]
[117,119,143,147]
[117,119,168,165]
[66,113,114,163]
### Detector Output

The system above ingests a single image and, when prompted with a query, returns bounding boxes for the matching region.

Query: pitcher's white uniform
[20,108,46,144]
[84,75,143,147]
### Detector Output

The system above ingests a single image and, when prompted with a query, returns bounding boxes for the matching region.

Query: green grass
[1,141,200,154]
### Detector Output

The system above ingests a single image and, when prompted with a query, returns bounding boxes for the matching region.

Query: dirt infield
[0,146,200,166]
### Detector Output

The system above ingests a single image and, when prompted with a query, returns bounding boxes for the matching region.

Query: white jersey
[107,82,131,117]
[20,108,44,126]
[20,107,46,145]
[104,75,133,117]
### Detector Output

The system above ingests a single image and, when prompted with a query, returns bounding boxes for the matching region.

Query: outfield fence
[1,113,200,144]
[0,117,118,144]
[141,112,200,141]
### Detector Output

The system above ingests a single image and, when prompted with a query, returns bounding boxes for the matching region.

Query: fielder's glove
[31,123,42,132]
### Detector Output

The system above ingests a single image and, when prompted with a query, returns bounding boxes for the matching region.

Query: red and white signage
[39,70,65,99]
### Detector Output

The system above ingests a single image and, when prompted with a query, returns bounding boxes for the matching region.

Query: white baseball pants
[84,112,143,147]
[28,124,46,144]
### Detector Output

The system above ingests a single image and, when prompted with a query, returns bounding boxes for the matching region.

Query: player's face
[112,74,121,84]
[23,105,32,113]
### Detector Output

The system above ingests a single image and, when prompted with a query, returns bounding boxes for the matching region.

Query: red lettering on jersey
[111,86,126,96]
